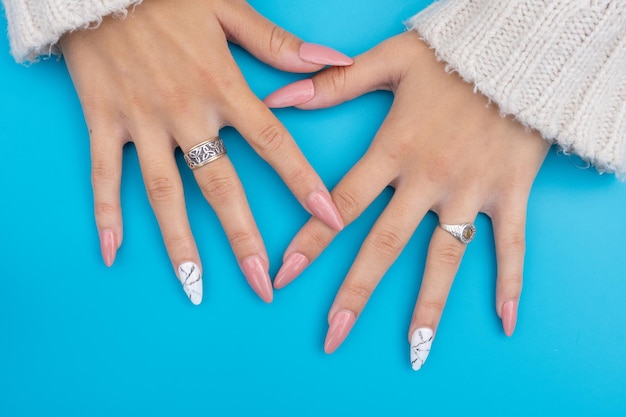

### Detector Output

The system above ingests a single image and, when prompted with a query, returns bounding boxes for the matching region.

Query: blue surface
[1,1,625,416]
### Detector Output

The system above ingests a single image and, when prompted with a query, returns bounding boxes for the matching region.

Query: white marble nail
[177,262,203,305]
[410,328,434,371]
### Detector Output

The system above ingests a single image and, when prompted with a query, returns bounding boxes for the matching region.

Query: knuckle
[164,232,195,254]
[198,66,236,96]
[418,300,445,319]
[425,154,453,185]
[81,95,111,119]
[431,242,464,268]
[368,229,404,260]
[126,91,150,117]
[343,283,372,305]
[268,25,290,58]
[286,166,309,190]
[332,187,361,222]
[94,201,119,219]
[227,228,258,252]
[255,124,286,153]
[500,272,523,289]
[145,176,177,203]
[200,173,238,201]
[325,65,348,94]
[303,225,333,254]
[502,231,526,255]
[91,162,116,185]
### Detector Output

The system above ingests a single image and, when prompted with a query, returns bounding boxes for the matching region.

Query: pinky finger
[492,197,529,337]
[90,130,124,267]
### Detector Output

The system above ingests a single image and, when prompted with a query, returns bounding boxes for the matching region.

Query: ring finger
[408,205,481,371]
[184,137,273,303]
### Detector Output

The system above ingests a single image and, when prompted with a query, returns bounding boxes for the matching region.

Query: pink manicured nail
[306,191,344,231]
[241,256,273,303]
[274,253,309,289]
[99,229,117,267]
[263,79,314,108]
[299,43,353,66]
[502,301,518,337]
[324,310,356,354]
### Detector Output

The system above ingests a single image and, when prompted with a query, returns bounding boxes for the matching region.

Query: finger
[323,189,430,354]
[491,194,529,337]
[218,0,352,72]
[227,96,344,232]
[134,134,203,305]
[273,148,397,289]
[90,128,124,267]
[191,154,273,303]
[263,37,400,109]
[408,210,479,371]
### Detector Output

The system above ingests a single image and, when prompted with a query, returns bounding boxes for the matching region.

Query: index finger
[227,93,344,232]
[273,148,397,289]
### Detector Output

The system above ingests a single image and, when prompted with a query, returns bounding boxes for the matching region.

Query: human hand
[60,0,351,304]
[264,32,550,369]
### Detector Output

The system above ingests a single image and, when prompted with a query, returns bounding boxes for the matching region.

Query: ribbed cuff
[2,0,143,62]
[407,0,626,177]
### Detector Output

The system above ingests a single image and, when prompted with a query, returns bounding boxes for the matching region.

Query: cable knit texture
[2,0,625,176]
[408,0,626,177]
[1,0,142,62]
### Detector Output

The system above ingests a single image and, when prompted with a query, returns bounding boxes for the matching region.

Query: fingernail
[177,262,203,305]
[324,310,356,354]
[299,43,353,66]
[274,252,309,289]
[502,301,518,337]
[410,328,434,371]
[263,79,314,108]
[241,256,273,303]
[99,229,117,267]
[306,190,344,231]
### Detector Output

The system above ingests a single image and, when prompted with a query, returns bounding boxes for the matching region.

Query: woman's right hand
[60,0,351,304]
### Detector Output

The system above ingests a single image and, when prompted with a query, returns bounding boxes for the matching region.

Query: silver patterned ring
[438,222,476,244]
[183,137,227,170]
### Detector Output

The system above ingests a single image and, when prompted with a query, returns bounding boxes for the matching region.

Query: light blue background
[1,0,625,415]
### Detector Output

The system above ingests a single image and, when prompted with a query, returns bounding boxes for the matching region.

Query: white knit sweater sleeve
[1,0,142,62]
[407,0,626,177]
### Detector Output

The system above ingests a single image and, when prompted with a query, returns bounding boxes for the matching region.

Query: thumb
[263,41,395,109]
[219,1,352,73]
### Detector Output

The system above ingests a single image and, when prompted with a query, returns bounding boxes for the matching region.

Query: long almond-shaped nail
[502,301,518,337]
[177,262,203,305]
[306,190,344,231]
[410,328,434,371]
[241,256,273,303]
[274,252,309,289]
[324,310,356,354]
[263,79,314,108]
[299,43,353,66]
[99,229,117,267]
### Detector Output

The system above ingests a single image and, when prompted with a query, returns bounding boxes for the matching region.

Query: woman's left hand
[264,32,550,369]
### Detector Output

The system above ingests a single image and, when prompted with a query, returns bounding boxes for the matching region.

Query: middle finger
[323,186,431,353]
[188,144,273,303]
